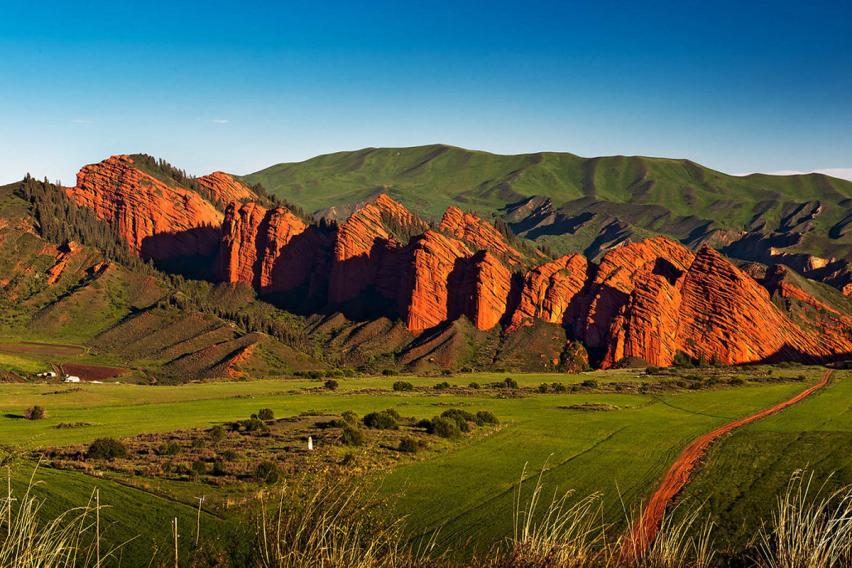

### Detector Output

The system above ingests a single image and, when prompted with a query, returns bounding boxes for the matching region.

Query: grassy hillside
[242,145,852,240]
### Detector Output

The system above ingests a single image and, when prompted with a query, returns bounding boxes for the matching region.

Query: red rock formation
[439,206,523,265]
[67,155,223,259]
[196,171,257,205]
[600,247,852,367]
[509,254,589,330]
[329,194,427,305]
[577,236,695,350]
[401,230,472,332]
[217,202,308,292]
[463,251,513,330]
[45,242,80,285]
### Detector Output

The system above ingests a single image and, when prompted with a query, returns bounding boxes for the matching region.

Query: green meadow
[0,366,847,564]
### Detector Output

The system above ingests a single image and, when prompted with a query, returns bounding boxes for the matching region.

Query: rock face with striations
[67,155,223,260]
[196,171,257,206]
[509,254,589,330]
[217,202,309,292]
[439,206,523,266]
[328,194,429,306]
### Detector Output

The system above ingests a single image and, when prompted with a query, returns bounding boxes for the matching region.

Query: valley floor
[0,364,848,565]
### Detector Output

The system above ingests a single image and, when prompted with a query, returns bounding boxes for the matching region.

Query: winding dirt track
[623,369,833,557]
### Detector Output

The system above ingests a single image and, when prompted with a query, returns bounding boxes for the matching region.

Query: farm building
[37,371,57,378]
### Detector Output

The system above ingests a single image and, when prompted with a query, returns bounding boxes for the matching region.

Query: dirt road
[622,369,833,557]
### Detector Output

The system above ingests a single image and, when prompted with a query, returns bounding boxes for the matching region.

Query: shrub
[430,417,460,439]
[468,382,480,389]
[255,461,280,484]
[25,406,45,420]
[87,438,127,461]
[383,408,401,420]
[398,437,418,453]
[159,441,181,456]
[672,351,695,368]
[221,449,238,461]
[392,381,413,392]
[243,417,267,432]
[381,369,395,376]
[258,408,275,420]
[729,377,746,386]
[341,410,358,424]
[340,424,364,446]
[550,382,567,393]
[191,438,205,449]
[191,460,207,478]
[324,379,339,390]
[537,383,549,393]
[434,381,451,390]
[211,460,226,476]
[475,410,499,426]
[441,409,475,432]
[441,369,454,376]
[362,411,398,430]
[209,425,227,443]
[503,377,519,389]
[581,379,599,389]
[415,418,433,431]
[646,366,663,375]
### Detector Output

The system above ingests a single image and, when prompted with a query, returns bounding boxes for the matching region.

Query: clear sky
[1,0,850,184]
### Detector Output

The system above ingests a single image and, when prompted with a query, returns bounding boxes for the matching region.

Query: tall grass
[254,473,440,568]
[753,470,852,568]
[0,464,117,568]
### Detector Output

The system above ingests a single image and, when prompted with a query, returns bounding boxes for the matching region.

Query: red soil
[60,363,128,381]
[622,369,834,558]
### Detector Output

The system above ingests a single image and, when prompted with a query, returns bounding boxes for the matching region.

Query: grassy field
[2,365,845,564]
[680,372,852,554]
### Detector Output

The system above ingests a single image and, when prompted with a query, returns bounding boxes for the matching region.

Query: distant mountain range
[0,148,849,382]
[244,145,851,293]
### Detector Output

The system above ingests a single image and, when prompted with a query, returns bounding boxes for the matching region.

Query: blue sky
[1,0,850,184]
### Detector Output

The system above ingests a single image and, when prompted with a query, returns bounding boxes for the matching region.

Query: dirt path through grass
[622,369,834,558]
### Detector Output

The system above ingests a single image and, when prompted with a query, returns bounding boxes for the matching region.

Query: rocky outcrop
[196,171,256,206]
[45,242,80,285]
[329,194,428,306]
[462,251,513,330]
[509,254,589,330]
[439,206,523,265]
[600,247,852,367]
[67,155,222,260]
[401,230,472,332]
[217,202,309,292]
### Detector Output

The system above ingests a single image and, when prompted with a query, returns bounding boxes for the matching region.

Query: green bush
[191,438,205,449]
[211,461,227,476]
[340,424,364,446]
[673,351,695,368]
[191,460,207,478]
[255,461,280,484]
[258,408,275,420]
[381,369,395,376]
[502,377,518,389]
[209,425,227,443]
[362,411,398,430]
[25,406,45,420]
[550,382,567,393]
[475,410,499,426]
[398,437,418,453]
[243,418,267,432]
[159,441,181,456]
[537,383,549,393]
[468,382,480,389]
[392,381,414,391]
[324,379,339,390]
[433,381,451,390]
[581,379,599,389]
[341,410,358,424]
[221,449,238,461]
[430,417,461,439]
[87,438,127,461]
[441,409,475,432]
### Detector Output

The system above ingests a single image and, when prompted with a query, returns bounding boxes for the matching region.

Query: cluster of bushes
[537,382,568,393]
[392,381,414,392]
[294,368,354,380]
[416,409,499,439]
[25,405,45,420]
[491,377,518,389]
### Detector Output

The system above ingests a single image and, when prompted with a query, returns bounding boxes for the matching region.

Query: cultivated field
[0,364,848,565]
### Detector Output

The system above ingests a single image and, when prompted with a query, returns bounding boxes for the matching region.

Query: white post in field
[308,436,314,450]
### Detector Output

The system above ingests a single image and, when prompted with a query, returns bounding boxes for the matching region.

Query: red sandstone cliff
[509,254,589,330]
[196,171,257,205]
[217,202,309,292]
[439,206,523,266]
[67,155,223,260]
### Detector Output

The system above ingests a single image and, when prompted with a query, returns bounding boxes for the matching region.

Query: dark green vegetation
[244,144,851,286]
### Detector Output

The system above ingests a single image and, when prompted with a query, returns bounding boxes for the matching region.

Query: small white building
[37,371,57,378]
[63,375,81,383]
